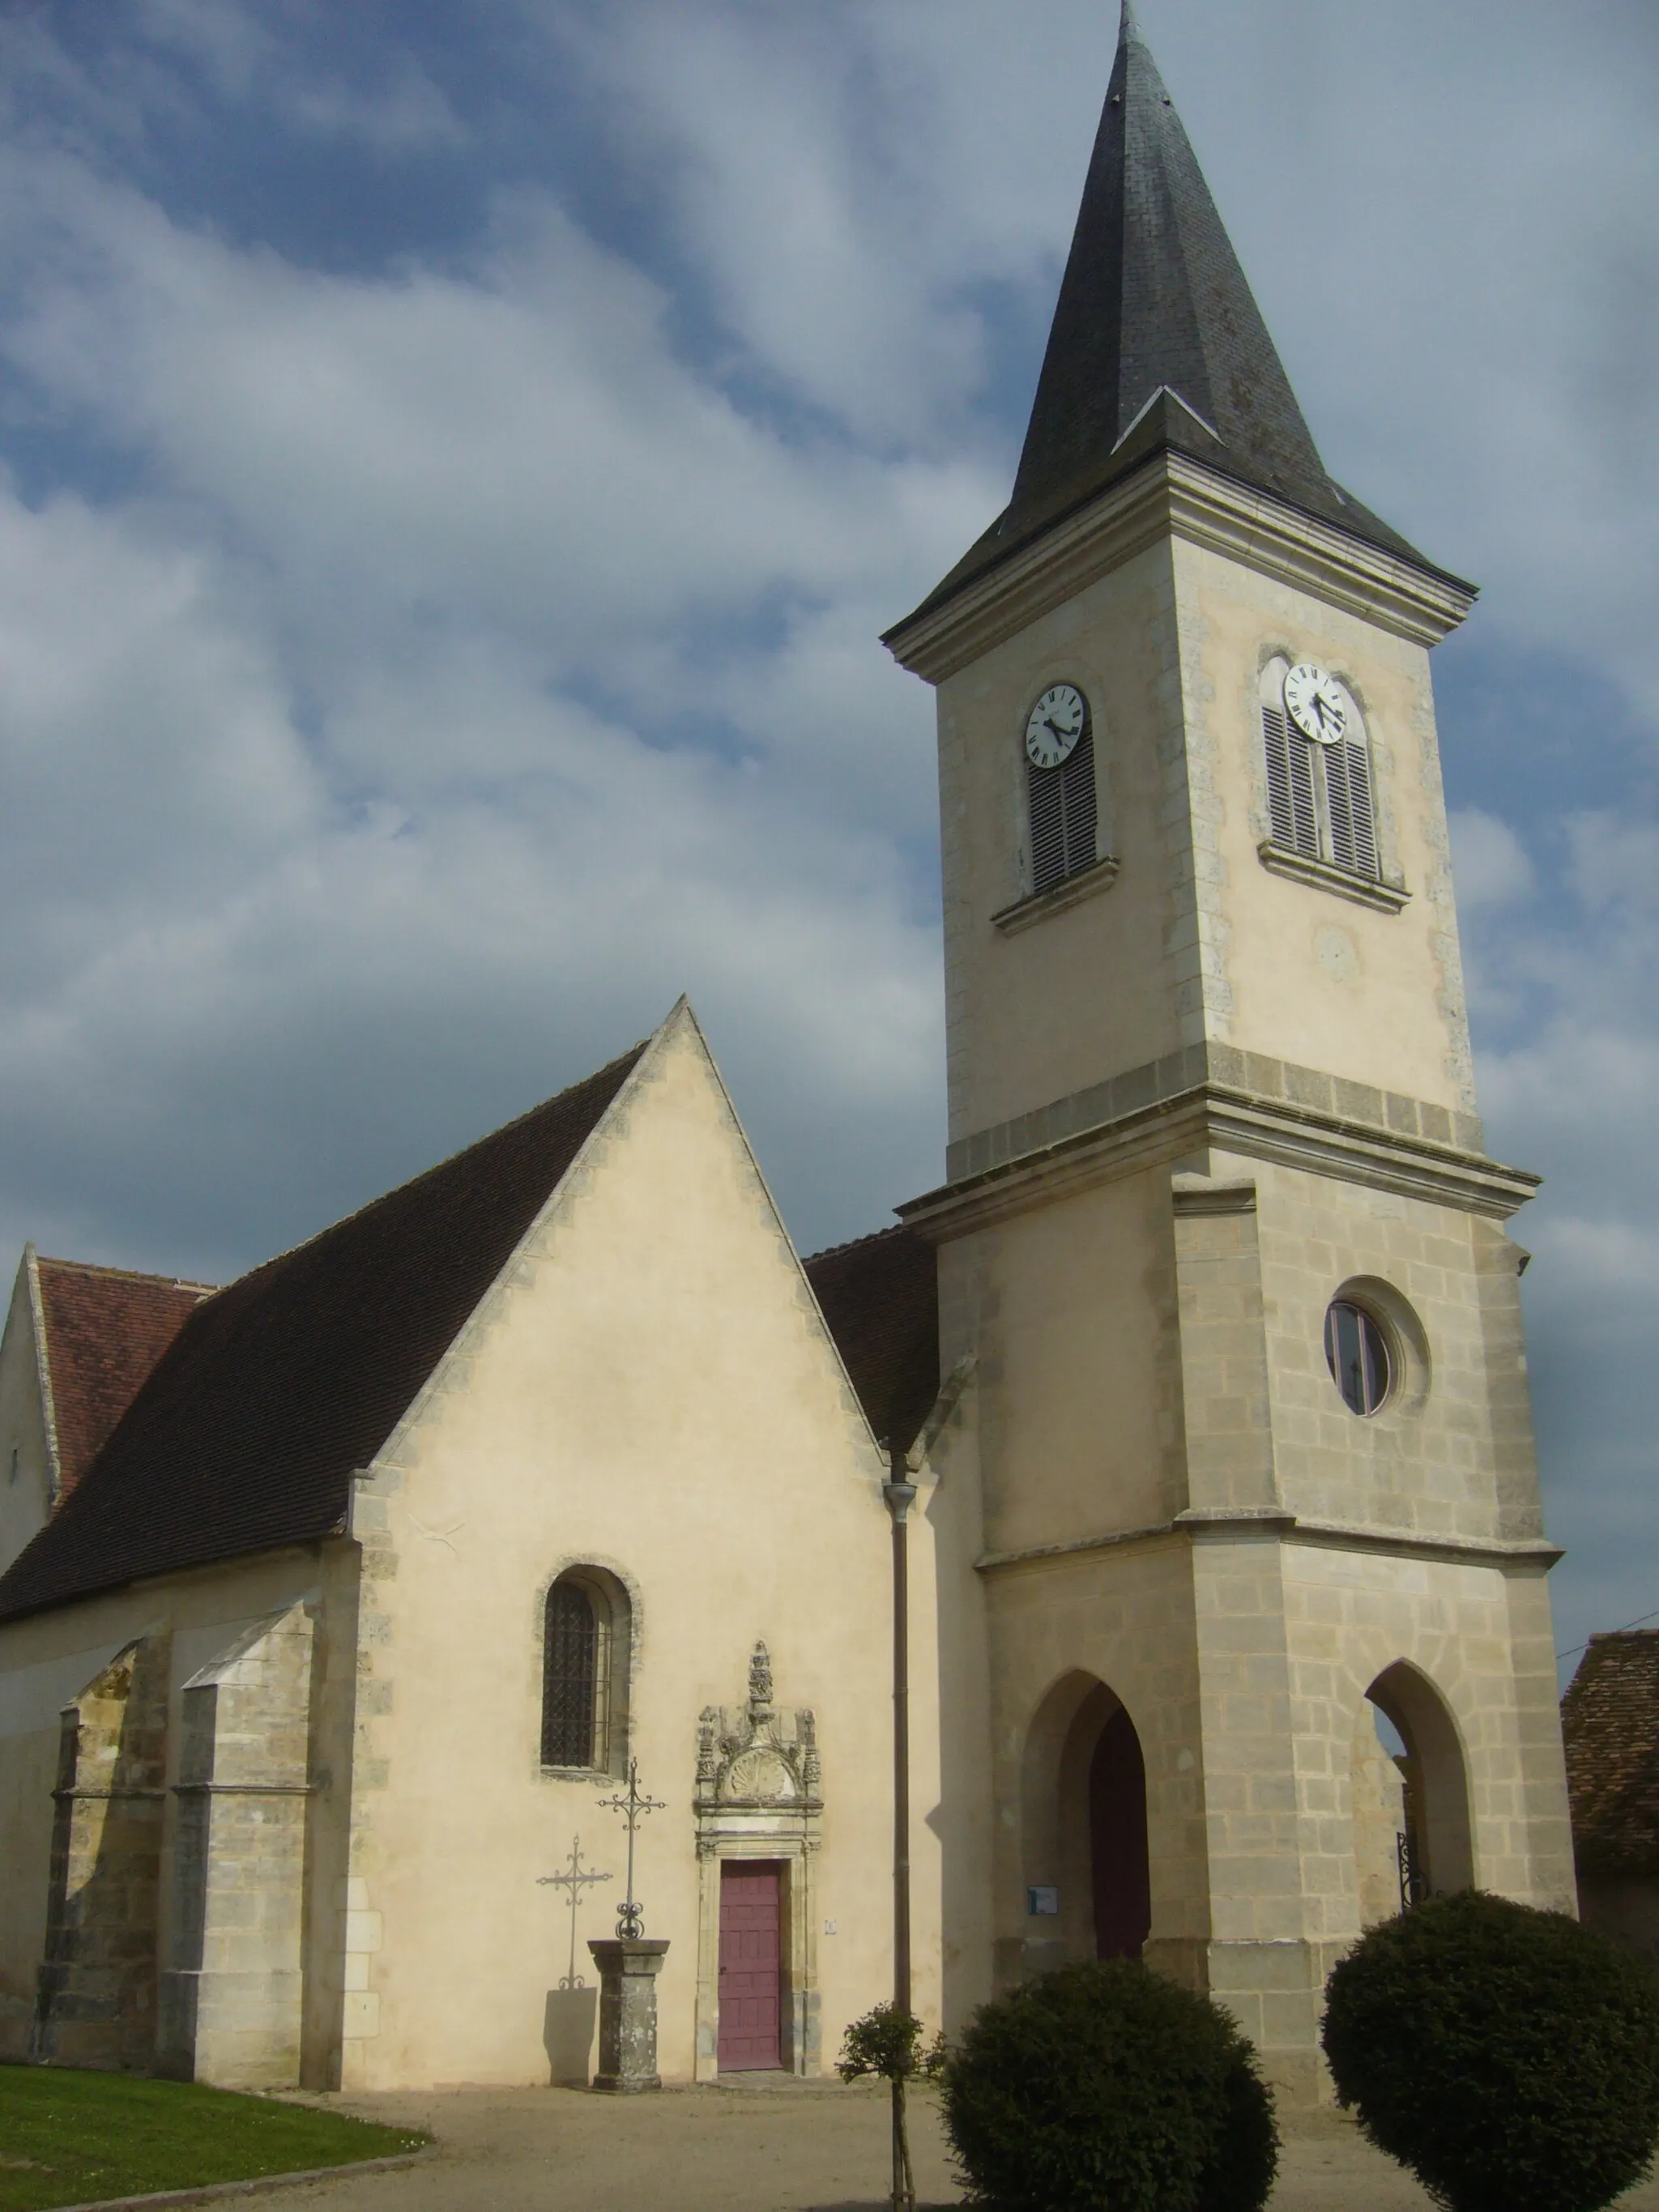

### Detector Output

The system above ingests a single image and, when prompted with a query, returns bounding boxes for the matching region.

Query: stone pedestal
[587,1939,670,2092]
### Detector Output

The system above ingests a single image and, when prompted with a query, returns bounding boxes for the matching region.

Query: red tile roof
[35,1259,215,1503]
[1563,1633,1659,1877]
[0,1042,649,1625]
[804,1225,939,1459]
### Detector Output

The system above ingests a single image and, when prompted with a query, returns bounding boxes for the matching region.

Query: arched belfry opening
[1363,1661,1474,1907]
[1021,1673,1152,1972]
[1090,1705,1151,1959]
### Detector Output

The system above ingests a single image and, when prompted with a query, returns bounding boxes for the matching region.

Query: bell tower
[889,3,1575,2100]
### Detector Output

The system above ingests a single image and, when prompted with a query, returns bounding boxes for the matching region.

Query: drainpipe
[883,1447,916,2018]
[882,1447,919,2212]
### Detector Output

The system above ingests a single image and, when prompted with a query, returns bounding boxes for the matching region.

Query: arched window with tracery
[541,1569,629,1771]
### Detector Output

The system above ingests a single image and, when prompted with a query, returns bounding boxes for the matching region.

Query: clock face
[1025,684,1088,770]
[1283,663,1349,747]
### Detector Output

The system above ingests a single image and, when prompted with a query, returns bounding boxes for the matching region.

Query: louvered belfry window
[1028,722,1098,896]
[1323,731,1379,877]
[542,1579,600,1767]
[1262,673,1378,879]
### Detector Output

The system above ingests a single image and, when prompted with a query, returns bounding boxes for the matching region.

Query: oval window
[1325,1299,1392,1417]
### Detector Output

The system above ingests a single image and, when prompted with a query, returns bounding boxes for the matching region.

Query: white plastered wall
[337,1008,965,2090]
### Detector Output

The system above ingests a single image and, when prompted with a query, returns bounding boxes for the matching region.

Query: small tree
[838,2001,944,2212]
[939,1961,1277,2212]
[1322,1890,1659,2212]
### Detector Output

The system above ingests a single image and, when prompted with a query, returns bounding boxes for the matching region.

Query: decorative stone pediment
[694,1641,821,1818]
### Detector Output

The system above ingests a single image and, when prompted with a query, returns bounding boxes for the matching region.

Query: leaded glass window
[542,1579,600,1767]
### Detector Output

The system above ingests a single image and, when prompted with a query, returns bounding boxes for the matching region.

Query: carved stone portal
[693,1641,822,2082]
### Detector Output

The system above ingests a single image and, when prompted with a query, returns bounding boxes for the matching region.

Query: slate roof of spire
[890,3,1461,636]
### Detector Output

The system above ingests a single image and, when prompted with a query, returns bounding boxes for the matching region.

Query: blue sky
[0,0,1655,1676]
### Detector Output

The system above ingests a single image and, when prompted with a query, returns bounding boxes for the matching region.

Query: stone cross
[538,1834,612,1988]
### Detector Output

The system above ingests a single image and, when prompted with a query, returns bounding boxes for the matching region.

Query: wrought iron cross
[596,1759,666,1939]
[537,1834,612,1988]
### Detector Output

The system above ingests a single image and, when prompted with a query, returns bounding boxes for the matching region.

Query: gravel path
[251,2079,1659,2212]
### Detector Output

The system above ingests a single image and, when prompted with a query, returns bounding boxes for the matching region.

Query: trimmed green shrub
[1322,1890,1659,2212]
[837,2001,946,2212]
[939,1960,1277,2212]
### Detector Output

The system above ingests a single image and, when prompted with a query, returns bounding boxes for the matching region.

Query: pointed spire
[892,6,1428,633]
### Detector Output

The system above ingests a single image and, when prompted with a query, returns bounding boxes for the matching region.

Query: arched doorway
[1363,1661,1474,1907]
[1021,1673,1151,1970]
[1090,1705,1151,1959]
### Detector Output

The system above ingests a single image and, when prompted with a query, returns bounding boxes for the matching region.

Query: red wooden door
[718,1861,783,2070]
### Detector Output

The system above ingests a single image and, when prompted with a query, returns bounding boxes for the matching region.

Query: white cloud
[1448,810,1535,912]
[0,0,1652,1668]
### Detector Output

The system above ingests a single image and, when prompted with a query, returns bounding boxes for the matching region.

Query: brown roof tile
[35,1259,215,1503]
[804,1225,939,1458]
[1562,1633,1659,1876]
[0,1042,648,1625]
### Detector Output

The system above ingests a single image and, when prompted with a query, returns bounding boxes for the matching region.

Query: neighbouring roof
[0,1042,650,1626]
[33,1257,216,1503]
[804,1225,940,1460]
[888,2,1460,641]
[1562,1633,1659,1877]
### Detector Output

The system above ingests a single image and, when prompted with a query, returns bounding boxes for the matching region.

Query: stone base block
[588,1939,669,2093]
[1205,1938,1333,2109]
[157,1967,303,2089]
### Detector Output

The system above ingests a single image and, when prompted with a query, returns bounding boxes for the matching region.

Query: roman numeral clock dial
[1024,684,1087,769]
[1283,663,1349,745]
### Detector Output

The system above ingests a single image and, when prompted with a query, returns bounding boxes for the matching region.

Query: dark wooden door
[718,1861,783,2070]
[1090,1706,1152,1960]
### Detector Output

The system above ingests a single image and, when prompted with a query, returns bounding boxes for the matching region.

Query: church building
[0,6,1575,2106]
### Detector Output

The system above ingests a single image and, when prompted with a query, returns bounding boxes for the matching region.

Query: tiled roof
[888,3,1460,642]
[0,1043,648,1626]
[35,1259,215,1503]
[804,1225,940,1459]
[1562,1633,1659,1877]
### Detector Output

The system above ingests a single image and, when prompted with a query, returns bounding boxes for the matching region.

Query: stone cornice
[885,451,1477,683]
[902,1081,1539,1241]
[975,1508,1560,1578]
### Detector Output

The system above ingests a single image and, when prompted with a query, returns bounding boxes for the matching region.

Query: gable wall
[341,1015,970,2087]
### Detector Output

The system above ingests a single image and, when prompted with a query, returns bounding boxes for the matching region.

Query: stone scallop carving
[695,1641,821,1818]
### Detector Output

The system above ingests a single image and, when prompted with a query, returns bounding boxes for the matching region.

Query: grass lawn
[0,2064,427,2212]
